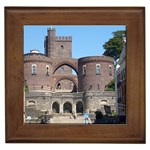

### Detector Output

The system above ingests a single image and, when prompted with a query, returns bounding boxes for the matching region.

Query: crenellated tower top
[44,27,72,59]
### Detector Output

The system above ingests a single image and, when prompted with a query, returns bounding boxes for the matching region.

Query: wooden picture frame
[5,7,145,143]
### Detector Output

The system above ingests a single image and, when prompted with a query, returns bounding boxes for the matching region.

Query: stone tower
[44,28,73,91]
[45,28,72,59]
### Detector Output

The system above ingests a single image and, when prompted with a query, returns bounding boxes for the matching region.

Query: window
[61,66,64,71]
[121,70,124,80]
[56,83,61,90]
[60,45,64,49]
[101,100,107,105]
[82,65,86,76]
[109,65,112,76]
[117,74,120,83]
[46,65,49,76]
[32,64,36,75]
[27,100,35,106]
[96,64,101,75]
[123,68,126,79]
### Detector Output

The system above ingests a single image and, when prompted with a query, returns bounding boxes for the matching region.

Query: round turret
[24,52,52,91]
[78,56,114,92]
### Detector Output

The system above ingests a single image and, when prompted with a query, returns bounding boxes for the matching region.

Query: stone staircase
[51,115,84,124]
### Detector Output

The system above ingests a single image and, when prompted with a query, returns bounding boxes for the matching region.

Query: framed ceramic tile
[5,7,145,143]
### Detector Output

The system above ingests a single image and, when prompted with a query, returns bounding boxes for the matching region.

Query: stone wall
[46,28,72,59]
[25,91,116,119]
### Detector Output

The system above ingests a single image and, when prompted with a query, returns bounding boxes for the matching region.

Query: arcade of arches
[52,101,84,114]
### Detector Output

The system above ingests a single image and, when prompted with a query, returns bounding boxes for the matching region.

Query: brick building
[115,38,126,116]
[24,28,116,121]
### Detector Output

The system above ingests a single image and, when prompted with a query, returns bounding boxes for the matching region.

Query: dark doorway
[76,101,83,113]
[63,102,72,113]
[52,102,59,113]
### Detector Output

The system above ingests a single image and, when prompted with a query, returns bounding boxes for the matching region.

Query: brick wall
[24,54,52,91]
[78,56,114,92]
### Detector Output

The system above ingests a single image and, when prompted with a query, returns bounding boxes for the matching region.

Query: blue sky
[24,25,126,58]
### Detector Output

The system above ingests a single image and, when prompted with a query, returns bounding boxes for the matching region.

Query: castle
[24,28,116,121]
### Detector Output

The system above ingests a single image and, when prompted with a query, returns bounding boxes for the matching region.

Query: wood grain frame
[5,7,145,143]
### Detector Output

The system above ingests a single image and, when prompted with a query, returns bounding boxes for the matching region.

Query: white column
[72,103,76,113]
[60,103,63,115]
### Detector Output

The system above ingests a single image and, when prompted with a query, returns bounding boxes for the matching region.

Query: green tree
[103,30,126,60]
[24,81,29,92]
[105,79,115,91]
[112,30,126,38]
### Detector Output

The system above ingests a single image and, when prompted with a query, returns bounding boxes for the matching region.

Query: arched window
[96,64,101,75]
[101,100,107,105]
[56,83,61,90]
[82,65,86,76]
[62,66,64,71]
[109,65,112,76]
[32,64,37,75]
[60,45,64,49]
[27,100,36,106]
[46,65,49,76]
